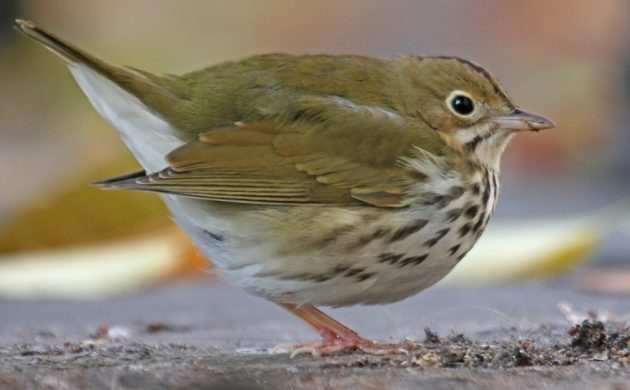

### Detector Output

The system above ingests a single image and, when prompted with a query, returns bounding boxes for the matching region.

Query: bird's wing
[97,95,448,207]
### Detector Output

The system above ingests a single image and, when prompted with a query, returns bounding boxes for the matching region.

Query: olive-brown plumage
[16,19,554,356]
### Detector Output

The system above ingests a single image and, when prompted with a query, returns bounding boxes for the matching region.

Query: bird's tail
[14,19,179,116]
[15,19,187,172]
[15,19,113,71]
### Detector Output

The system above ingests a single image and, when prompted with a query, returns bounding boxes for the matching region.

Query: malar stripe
[465,135,483,151]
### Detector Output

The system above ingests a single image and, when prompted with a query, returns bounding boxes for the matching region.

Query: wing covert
[98,95,448,207]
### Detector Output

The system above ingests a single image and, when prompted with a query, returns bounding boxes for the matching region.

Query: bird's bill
[491,109,555,132]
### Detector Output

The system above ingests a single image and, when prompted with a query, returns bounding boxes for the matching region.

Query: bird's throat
[454,124,515,171]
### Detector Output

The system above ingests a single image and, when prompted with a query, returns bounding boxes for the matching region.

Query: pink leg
[272,303,415,357]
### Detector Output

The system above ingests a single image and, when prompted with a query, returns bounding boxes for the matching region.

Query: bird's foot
[270,328,415,358]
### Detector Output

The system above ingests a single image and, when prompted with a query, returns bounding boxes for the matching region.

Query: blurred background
[0,0,628,299]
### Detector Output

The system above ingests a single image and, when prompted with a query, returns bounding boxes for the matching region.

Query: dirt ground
[0,279,628,389]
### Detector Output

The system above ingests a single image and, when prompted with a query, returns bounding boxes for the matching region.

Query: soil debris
[406,320,629,369]
[569,320,607,350]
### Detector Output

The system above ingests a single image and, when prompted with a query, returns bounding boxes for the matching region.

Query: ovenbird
[16,20,554,356]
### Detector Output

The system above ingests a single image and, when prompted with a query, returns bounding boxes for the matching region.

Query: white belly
[166,170,496,307]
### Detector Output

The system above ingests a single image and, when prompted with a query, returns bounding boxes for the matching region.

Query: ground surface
[0,279,629,389]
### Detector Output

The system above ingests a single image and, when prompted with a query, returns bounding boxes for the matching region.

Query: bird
[15,19,554,357]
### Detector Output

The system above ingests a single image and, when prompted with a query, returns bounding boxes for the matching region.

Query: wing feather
[98,95,449,207]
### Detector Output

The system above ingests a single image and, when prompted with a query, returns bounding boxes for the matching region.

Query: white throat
[455,123,514,170]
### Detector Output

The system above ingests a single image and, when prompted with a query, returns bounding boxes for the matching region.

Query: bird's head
[406,56,555,169]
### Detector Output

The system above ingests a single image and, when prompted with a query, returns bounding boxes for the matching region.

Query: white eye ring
[446,90,476,118]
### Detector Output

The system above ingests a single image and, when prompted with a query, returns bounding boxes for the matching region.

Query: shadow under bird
[15,19,554,356]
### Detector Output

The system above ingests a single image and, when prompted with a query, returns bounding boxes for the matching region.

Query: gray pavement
[0,278,629,389]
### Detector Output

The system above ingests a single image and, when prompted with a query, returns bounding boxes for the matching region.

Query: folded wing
[97,95,447,207]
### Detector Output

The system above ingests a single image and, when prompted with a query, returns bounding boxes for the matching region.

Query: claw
[269,343,293,355]
[290,346,320,358]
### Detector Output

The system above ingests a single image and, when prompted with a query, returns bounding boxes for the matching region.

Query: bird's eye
[446,91,475,117]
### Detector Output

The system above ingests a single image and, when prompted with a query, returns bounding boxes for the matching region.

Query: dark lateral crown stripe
[434,56,514,108]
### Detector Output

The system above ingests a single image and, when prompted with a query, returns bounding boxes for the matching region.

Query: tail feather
[15,19,180,115]
[16,19,112,71]
[92,170,148,187]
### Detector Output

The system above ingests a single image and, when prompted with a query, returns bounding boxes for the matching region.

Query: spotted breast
[169,156,499,308]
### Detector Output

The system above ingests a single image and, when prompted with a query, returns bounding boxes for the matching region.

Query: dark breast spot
[388,219,428,243]
[459,223,472,237]
[472,183,481,195]
[449,186,465,199]
[472,216,485,234]
[203,230,224,242]
[399,254,429,267]
[378,253,404,265]
[422,193,450,209]
[464,204,479,219]
[355,272,377,282]
[345,268,366,278]
[449,244,461,256]
[424,228,450,248]
[349,227,391,250]
[312,224,355,248]
[446,208,463,223]
[314,275,331,283]
[277,272,309,281]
